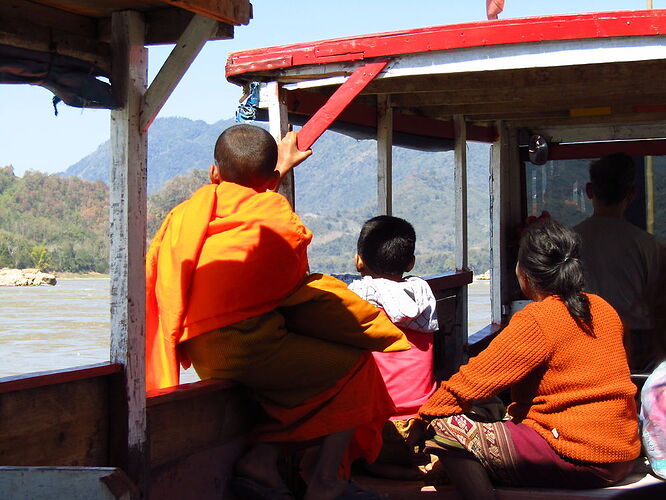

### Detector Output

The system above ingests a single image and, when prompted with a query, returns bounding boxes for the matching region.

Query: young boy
[349,215,440,479]
[146,125,404,500]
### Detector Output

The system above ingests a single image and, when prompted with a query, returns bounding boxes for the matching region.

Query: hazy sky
[0,0,659,175]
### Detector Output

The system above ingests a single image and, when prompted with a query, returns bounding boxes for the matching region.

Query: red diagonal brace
[296,60,389,151]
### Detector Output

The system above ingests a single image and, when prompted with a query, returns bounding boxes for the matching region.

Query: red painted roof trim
[297,61,389,151]
[227,10,666,78]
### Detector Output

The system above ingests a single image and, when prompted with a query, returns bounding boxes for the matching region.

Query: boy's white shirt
[348,275,439,333]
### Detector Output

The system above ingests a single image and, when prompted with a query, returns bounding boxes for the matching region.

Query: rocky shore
[0,268,57,286]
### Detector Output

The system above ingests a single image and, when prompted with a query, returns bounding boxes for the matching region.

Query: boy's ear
[585,182,594,199]
[266,170,281,192]
[406,256,415,273]
[209,164,221,184]
[354,253,365,273]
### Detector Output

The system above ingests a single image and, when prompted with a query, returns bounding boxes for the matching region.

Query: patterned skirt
[424,415,634,489]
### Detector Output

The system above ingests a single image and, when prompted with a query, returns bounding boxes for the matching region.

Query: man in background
[574,152,665,372]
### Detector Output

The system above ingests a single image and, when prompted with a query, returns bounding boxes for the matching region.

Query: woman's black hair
[518,218,593,332]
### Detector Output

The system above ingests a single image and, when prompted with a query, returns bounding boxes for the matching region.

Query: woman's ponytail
[518,219,593,333]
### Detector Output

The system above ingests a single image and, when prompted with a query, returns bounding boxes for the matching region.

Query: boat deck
[354,466,664,499]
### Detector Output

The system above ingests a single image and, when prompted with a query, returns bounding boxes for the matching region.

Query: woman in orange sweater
[415,219,640,499]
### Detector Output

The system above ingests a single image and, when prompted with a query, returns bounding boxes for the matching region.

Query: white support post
[377,94,393,215]
[453,114,469,369]
[454,115,468,271]
[490,124,505,325]
[266,81,294,207]
[490,121,521,325]
[140,14,218,133]
[110,10,148,495]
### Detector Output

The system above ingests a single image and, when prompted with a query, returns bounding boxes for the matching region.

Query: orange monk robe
[146,181,312,391]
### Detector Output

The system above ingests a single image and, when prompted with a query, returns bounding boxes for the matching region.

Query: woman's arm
[419,309,550,418]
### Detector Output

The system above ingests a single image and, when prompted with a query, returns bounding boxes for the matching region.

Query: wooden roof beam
[161,0,252,25]
[98,8,235,45]
[361,60,666,96]
[0,1,98,39]
[140,14,219,132]
[0,14,111,73]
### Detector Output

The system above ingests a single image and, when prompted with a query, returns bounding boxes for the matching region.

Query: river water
[0,278,491,380]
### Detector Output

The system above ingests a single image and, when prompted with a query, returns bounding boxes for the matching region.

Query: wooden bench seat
[354,465,665,499]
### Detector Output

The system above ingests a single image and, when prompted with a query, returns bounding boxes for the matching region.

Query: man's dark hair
[357,215,416,276]
[589,153,636,206]
[213,124,277,188]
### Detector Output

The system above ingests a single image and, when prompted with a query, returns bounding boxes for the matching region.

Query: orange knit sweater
[419,294,640,463]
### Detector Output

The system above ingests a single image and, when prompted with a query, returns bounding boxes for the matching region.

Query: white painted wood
[110,10,148,494]
[140,14,218,133]
[266,81,294,207]
[532,122,666,143]
[490,122,522,325]
[278,36,666,90]
[377,94,393,215]
[453,114,469,368]
[0,467,135,500]
[490,124,506,325]
[454,115,468,271]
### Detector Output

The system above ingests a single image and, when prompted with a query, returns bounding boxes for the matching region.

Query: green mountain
[60,116,491,275]
[0,167,109,272]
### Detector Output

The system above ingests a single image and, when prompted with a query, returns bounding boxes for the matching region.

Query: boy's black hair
[589,153,636,206]
[518,218,592,333]
[213,124,277,188]
[357,215,416,276]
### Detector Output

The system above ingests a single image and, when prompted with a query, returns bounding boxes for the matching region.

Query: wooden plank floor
[354,470,665,500]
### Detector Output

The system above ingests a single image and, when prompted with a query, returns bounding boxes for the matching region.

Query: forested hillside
[8,116,662,275]
[129,118,493,275]
[2,117,492,275]
[0,167,108,272]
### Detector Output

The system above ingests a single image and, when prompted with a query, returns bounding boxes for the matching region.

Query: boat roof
[226,10,666,146]
[1,0,252,109]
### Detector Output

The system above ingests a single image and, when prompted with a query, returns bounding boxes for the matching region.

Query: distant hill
[64,117,236,193]
[0,166,108,273]
[28,116,665,276]
[84,117,491,275]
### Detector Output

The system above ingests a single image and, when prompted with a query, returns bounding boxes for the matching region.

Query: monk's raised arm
[274,131,312,190]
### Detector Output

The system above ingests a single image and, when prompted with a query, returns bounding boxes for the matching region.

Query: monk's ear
[406,256,415,273]
[266,170,281,191]
[209,164,221,184]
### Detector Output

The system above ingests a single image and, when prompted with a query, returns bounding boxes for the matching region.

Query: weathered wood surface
[0,363,121,394]
[426,272,472,380]
[267,81,295,207]
[147,385,254,468]
[149,438,245,500]
[0,376,112,466]
[377,94,393,215]
[354,471,665,499]
[140,14,219,133]
[110,10,148,493]
[0,467,135,500]
[295,61,389,151]
[227,10,666,78]
[19,1,252,25]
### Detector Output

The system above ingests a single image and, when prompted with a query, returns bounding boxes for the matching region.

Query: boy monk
[146,124,405,500]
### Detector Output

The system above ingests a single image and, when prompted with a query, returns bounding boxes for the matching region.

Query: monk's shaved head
[213,124,278,189]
